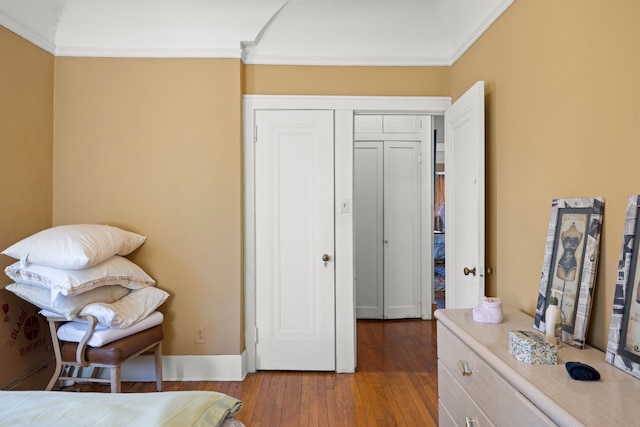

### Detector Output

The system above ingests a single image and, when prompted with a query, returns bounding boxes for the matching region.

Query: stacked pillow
[3,224,168,329]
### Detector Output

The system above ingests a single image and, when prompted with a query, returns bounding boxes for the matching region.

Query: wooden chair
[45,315,163,393]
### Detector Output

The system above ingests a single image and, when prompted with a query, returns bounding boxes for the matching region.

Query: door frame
[243,95,451,373]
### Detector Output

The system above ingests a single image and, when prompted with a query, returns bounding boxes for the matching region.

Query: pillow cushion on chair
[2,224,146,270]
[56,311,164,347]
[5,282,130,320]
[79,286,169,329]
[5,255,155,299]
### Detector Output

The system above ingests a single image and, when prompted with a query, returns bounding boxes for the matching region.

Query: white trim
[420,117,436,320]
[244,95,451,374]
[243,95,451,113]
[241,54,454,67]
[243,106,257,374]
[53,46,244,58]
[449,0,516,64]
[334,110,356,372]
[0,13,56,55]
[121,353,247,382]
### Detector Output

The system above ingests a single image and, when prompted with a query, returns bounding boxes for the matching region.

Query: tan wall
[452,0,640,350]
[52,58,244,355]
[245,65,450,96]
[0,27,53,277]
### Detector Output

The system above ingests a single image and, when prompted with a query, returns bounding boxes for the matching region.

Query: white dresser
[435,308,640,426]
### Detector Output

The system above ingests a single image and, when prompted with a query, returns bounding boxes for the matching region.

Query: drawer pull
[457,360,473,376]
[465,416,479,426]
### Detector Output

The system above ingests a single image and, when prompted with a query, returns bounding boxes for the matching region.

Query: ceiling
[0,0,515,66]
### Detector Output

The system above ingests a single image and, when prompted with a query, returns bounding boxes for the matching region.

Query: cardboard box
[5,360,56,390]
[0,288,54,389]
[508,330,557,365]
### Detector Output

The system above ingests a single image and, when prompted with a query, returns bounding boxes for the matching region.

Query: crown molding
[0,12,56,54]
[53,46,243,59]
[448,0,515,64]
[241,53,453,67]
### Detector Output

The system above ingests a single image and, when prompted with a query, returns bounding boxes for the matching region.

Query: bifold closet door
[355,142,384,319]
[355,141,421,319]
[383,141,421,319]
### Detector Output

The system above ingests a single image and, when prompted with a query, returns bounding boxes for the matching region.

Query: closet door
[383,141,421,319]
[354,140,421,319]
[354,142,384,319]
[254,110,336,370]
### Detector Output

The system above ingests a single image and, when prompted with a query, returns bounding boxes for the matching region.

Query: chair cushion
[57,311,164,347]
[61,325,163,365]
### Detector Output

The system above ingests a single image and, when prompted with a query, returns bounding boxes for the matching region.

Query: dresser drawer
[438,361,494,427]
[438,323,555,427]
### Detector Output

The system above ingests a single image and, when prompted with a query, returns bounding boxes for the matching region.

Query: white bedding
[55,311,164,347]
[0,390,243,427]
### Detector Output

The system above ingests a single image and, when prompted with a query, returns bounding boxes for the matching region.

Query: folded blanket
[0,390,243,427]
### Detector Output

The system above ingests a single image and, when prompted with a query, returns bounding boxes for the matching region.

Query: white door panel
[354,115,383,133]
[255,110,335,371]
[383,115,423,133]
[384,141,421,318]
[354,143,384,319]
[445,81,486,308]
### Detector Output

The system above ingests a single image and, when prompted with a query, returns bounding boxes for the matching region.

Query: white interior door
[444,81,486,308]
[354,142,384,319]
[254,110,335,371]
[354,140,421,319]
[384,141,422,318]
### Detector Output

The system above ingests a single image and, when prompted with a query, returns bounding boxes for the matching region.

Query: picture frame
[533,197,604,349]
[606,195,640,378]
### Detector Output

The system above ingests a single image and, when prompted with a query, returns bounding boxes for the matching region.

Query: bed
[0,390,244,427]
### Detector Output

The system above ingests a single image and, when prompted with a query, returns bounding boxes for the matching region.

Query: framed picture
[533,197,604,349]
[607,195,640,378]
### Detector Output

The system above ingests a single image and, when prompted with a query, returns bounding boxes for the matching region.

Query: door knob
[463,267,476,276]
[322,254,330,262]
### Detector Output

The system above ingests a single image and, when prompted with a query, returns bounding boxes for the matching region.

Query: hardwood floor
[68,319,439,426]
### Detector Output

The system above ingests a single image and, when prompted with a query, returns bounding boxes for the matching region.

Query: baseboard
[121,352,247,382]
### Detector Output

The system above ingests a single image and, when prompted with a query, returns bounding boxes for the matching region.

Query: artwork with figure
[534,197,604,349]
[551,214,587,332]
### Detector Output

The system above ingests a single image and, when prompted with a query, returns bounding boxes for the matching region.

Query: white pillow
[4,256,156,299]
[2,224,146,270]
[5,282,130,320]
[79,286,169,329]
[57,311,164,347]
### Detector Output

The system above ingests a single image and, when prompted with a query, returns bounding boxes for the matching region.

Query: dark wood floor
[69,319,439,426]
[435,291,445,310]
